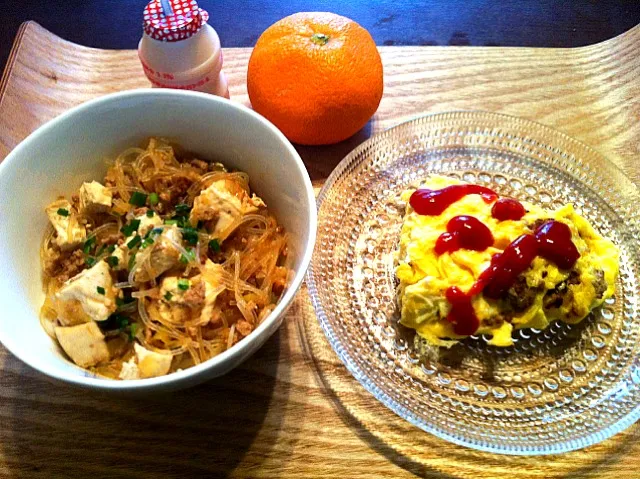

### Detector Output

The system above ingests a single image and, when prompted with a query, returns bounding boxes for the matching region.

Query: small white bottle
[138,0,229,98]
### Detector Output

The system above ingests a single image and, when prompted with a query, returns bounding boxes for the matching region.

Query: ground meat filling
[44,249,87,282]
[543,270,580,310]
[505,275,538,312]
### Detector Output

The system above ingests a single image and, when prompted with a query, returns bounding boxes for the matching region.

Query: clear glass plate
[306,111,640,455]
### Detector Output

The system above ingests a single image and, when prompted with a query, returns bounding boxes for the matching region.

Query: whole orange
[247,12,383,145]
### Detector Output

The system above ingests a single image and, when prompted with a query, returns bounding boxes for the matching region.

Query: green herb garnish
[116,296,135,308]
[56,208,69,217]
[177,279,190,291]
[182,226,199,246]
[96,286,105,295]
[128,251,137,271]
[85,256,97,267]
[120,219,141,236]
[164,292,173,301]
[127,235,142,249]
[141,237,155,249]
[164,219,179,226]
[146,210,155,218]
[129,191,148,207]
[106,255,119,267]
[107,244,116,254]
[83,236,96,255]
[128,323,138,341]
[179,248,196,264]
[208,238,221,252]
[148,192,159,206]
[117,315,130,329]
[175,203,191,215]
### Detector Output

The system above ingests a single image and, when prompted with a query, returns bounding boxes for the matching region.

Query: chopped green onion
[85,256,97,267]
[96,286,105,295]
[182,227,199,246]
[208,238,221,252]
[106,255,119,267]
[127,235,142,249]
[146,210,155,218]
[128,251,137,271]
[129,191,148,207]
[56,208,69,217]
[95,244,106,257]
[141,237,155,249]
[148,192,159,206]
[107,244,116,254]
[179,248,196,264]
[117,316,130,329]
[164,219,179,226]
[120,219,141,236]
[177,279,190,291]
[116,296,135,307]
[175,203,191,215]
[83,236,96,255]
[164,292,173,301]
[128,323,138,341]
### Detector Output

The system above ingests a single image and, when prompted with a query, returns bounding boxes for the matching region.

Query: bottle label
[141,59,212,90]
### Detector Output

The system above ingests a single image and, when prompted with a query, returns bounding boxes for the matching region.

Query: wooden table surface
[1,21,640,478]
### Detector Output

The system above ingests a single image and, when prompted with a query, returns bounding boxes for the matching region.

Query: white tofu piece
[137,213,163,237]
[200,260,224,323]
[55,322,110,368]
[109,214,162,272]
[78,181,112,214]
[45,200,86,250]
[149,226,182,274]
[134,343,172,378]
[129,226,182,282]
[56,260,117,322]
[118,357,141,380]
[159,276,191,303]
[110,243,128,271]
[189,180,264,237]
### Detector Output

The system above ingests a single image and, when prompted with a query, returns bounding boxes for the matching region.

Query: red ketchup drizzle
[491,198,526,221]
[435,216,494,255]
[443,220,580,335]
[409,183,580,336]
[446,286,480,335]
[409,184,498,216]
[534,220,580,269]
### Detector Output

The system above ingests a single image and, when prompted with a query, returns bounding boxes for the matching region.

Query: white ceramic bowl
[0,89,316,392]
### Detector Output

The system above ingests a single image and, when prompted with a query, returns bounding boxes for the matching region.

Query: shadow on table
[294,121,373,182]
[2,328,290,479]
[297,291,640,479]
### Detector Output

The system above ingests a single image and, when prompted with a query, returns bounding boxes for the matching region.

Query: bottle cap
[143,0,210,42]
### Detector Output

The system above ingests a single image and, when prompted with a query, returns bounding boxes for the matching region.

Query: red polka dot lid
[143,0,210,42]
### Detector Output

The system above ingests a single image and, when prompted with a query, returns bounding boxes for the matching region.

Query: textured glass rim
[306,110,640,456]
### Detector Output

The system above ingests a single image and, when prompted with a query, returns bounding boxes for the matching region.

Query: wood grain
[1,21,640,478]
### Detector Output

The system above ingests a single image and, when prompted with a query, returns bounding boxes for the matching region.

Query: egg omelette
[395,175,619,348]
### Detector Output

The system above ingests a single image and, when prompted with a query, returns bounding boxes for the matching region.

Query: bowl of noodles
[0,89,316,391]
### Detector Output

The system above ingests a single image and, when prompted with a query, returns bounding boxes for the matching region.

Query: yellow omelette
[396,175,619,347]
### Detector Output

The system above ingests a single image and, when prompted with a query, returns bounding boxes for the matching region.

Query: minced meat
[505,276,538,312]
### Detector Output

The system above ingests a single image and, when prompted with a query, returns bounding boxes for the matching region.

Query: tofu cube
[78,181,112,214]
[134,343,172,378]
[55,322,110,368]
[45,200,86,250]
[56,260,117,322]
